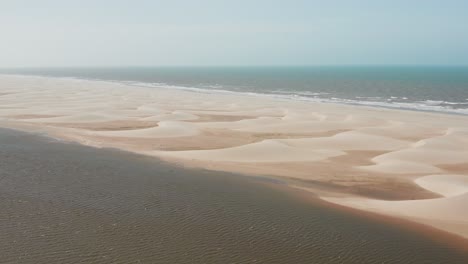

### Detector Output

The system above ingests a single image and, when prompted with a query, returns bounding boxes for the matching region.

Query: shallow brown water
[0,128,467,263]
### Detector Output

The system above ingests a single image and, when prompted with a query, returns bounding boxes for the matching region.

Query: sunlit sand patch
[141,111,199,121]
[415,174,468,197]
[357,123,448,141]
[59,128,349,152]
[232,117,390,134]
[18,113,122,123]
[278,131,410,151]
[8,114,60,119]
[0,106,26,109]
[45,120,160,131]
[187,114,258,123]
[151,139,346,163]
[361,132,468,174]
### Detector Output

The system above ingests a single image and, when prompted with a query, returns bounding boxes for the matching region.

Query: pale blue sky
[1,0,467,67]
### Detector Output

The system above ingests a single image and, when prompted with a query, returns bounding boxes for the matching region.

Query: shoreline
[2,127,467,262]
[1,74,468,243]
[269,182,468,253]
[3,73,468,117]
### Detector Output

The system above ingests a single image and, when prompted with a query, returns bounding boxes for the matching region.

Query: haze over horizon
[1,0,467,67]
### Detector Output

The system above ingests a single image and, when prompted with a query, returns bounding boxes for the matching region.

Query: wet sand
[1,128,467,263]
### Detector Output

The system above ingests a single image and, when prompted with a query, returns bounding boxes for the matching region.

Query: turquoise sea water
[2,66,468,114]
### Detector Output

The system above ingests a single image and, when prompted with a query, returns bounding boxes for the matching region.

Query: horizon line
[2,64,468,69]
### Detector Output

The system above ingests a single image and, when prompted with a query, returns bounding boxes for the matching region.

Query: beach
[1,74,468,244]
[1,128,468,263]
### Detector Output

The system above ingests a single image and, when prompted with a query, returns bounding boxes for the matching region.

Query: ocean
[1,66,468,115]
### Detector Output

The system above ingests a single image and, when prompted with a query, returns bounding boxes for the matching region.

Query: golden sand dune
[1,74,468,240]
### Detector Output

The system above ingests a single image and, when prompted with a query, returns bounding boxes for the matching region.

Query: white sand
[323,173,468,238]
[1,74,468,239]
[415,174,468,197]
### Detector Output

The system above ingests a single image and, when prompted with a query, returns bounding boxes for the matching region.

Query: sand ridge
[1,74,468,240]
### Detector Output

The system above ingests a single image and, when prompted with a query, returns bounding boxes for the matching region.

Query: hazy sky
[1,0,467,67]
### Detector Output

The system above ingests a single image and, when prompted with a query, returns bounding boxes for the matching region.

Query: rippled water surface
[0,128,467,263]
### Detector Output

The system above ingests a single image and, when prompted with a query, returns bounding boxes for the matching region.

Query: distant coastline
[2,66,468,115]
